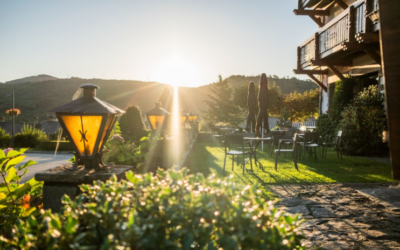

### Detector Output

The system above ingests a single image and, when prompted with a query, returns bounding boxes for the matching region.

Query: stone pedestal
[35,164,132,212]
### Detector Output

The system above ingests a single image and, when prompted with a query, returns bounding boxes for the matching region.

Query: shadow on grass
[187,142,394,185]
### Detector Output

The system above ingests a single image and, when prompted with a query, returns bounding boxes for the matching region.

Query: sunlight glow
[171,85,183,166]
[153,56,199,87]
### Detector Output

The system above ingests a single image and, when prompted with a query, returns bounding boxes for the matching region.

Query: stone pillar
[35,165,132,212]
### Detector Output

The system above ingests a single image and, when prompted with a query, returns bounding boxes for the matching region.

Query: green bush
[103,134,149,169]
[0,148,43,238]
[330,77,356,123]
[119,105,149,142]
[0,128,11,147]
[14,124,48,148]
[1,169,305,249]
[338,85,388,156]
[39,141,74,151]
[316,114,336,140]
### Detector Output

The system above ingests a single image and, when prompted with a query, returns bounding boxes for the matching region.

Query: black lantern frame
[52,84,125,170]
[187,111,197,123]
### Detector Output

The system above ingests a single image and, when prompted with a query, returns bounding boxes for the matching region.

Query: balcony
[296,0,380,70]
[299,0,334,10]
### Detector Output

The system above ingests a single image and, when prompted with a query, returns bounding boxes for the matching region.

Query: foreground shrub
[14,124,48,148]
[0,148,43,238]
[316,114,336,140]
[338,85,388,156]
[0,128,11,147]
[2,169,305,249]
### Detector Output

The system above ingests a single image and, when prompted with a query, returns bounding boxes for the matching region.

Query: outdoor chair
[270,134,292,156]
[322,131,343,159]
[297,131,320,160]
[236,133,255,164]
[223,135,254,174]
[264,130,286,150]
[274,133,299,171]
[279,127,297,136]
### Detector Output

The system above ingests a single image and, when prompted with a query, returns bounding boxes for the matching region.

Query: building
[293,0,381,114]
[293,0,400,179]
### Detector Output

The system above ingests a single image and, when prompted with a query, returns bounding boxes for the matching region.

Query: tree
[202,76,243,128]
[119,105,147,141]
[283,88,319,123]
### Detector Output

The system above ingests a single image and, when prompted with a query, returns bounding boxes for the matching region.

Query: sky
[0,0,316,87]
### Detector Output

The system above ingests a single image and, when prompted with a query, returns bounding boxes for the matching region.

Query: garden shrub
[338,85,388,156]
[0,148,43,238]
[103,134,149,170]
[316,114,336,141]
[14,124,48,148]
[38,141,74,151]
[0,128,11,147]
[330,77,356,123]
[1,169,305,249]
[119,105,149,142]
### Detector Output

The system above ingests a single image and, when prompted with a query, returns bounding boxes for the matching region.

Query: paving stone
[387,214,400,225]
[305,231,343,241]
[300,219,329,230]
[283,205,310,216]
[319,241,356,250]
[277,197,317,206]
[331,198,352,205]
[365,230,400,240]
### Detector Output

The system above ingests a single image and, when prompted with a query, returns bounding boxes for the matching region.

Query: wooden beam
[310,59,353,66]
[327,65,346,80]
[294,9,330,16]
[379,0,400,180]
[293,69,329,75]
[342,42,370,51]
[334,0,348,9]
[307,73,327,92]
[297,47,302,70]
[356,33,380,43]
[364,48,382,65]
[308,14,324,27]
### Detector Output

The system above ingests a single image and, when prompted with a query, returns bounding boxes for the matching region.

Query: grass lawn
[187,142,395,198]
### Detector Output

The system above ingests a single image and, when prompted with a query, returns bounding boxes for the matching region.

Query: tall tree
[202,75,242,128]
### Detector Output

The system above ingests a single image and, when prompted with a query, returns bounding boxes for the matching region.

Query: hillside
[0,75,318,123]
[5,74,59,84]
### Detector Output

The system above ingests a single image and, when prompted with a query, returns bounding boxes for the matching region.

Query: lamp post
[181,111,188,127]
[51,84,125,170]
[145,102,170,132]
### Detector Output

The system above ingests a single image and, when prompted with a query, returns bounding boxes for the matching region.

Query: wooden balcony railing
[296,0,378,69]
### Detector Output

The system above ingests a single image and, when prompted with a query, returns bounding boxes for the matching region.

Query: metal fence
[240,116,317,130]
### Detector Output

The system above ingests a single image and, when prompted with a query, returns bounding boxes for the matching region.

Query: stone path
[270,183,400,250]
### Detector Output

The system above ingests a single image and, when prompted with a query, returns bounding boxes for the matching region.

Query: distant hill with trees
[0,75,318,123]
[4,74,58,84]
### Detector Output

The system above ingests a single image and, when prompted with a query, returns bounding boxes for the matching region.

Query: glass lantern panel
[148,115,165,130]
[98,115,116,152]
[189,115,197,122]
[180,116,187,125]
[61,115,103,156]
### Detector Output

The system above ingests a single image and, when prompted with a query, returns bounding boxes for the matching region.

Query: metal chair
[274,133,299,171]
[223,135,254,174]
[270,134,292,156]
[322,131,343,159]
[297,131,320,160]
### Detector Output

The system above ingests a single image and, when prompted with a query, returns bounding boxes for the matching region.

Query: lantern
[181,111,188,126]
[51,84,125,170]
[145,102,170,130]
[187,112,197,123]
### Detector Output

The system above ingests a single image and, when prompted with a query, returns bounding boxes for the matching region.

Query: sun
[153,56,199,87]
